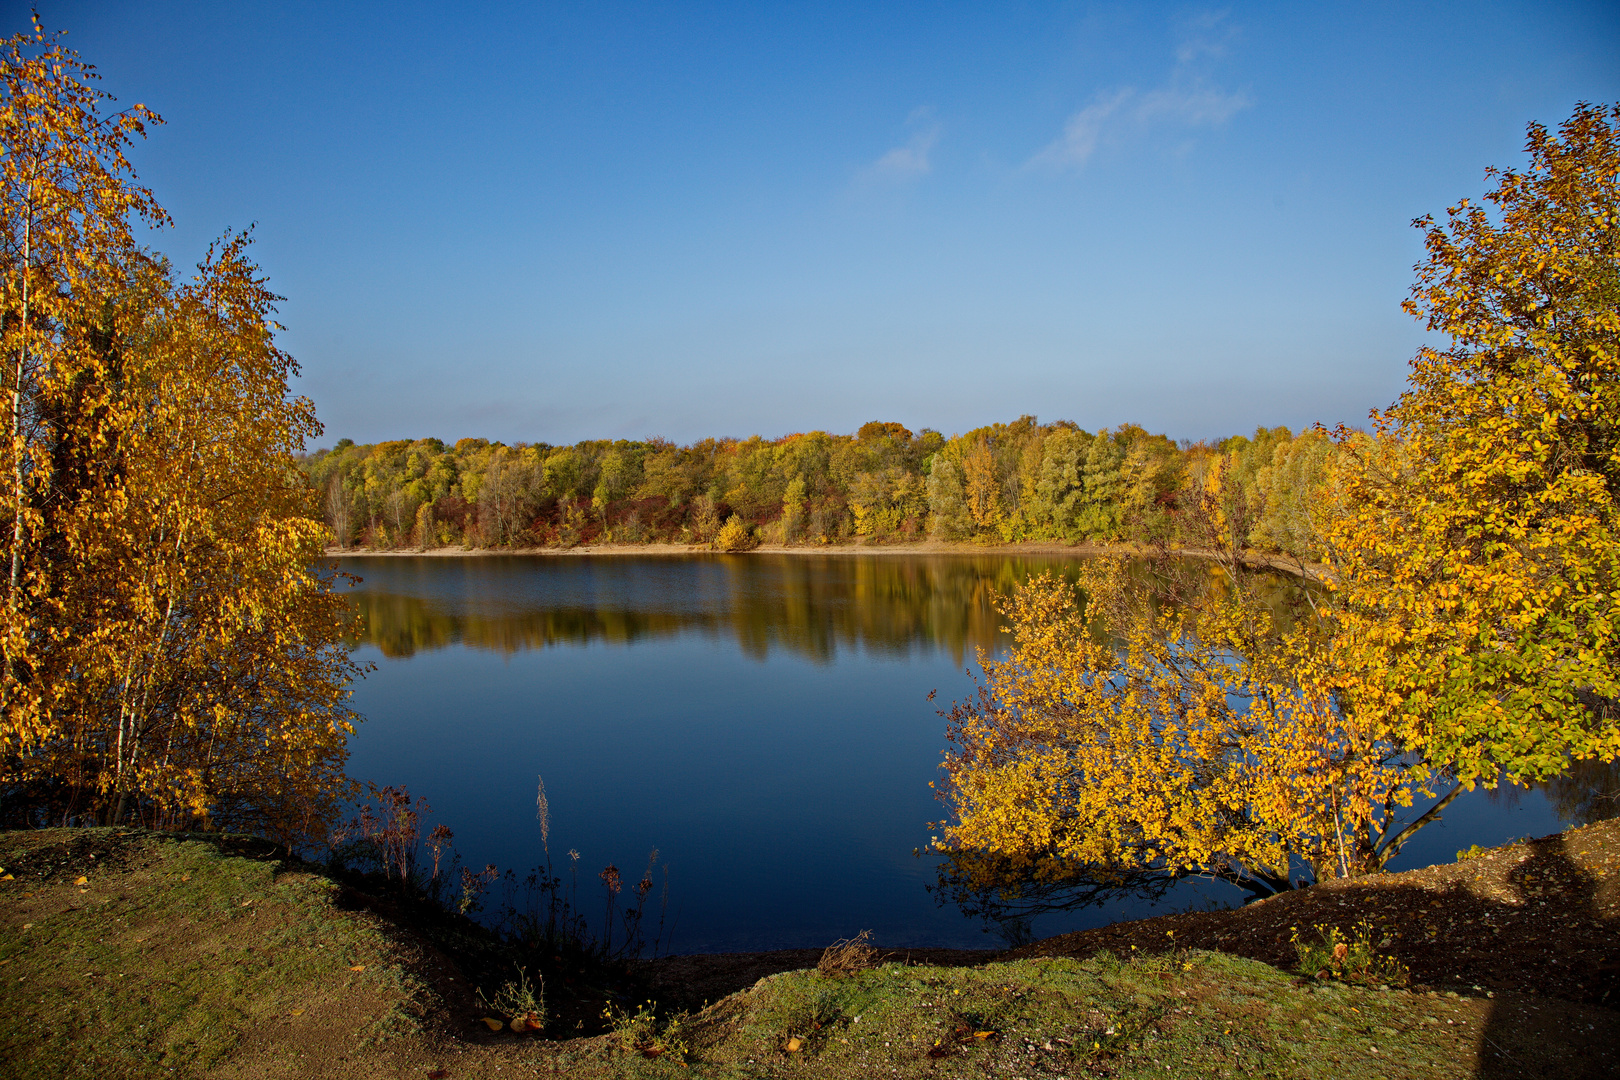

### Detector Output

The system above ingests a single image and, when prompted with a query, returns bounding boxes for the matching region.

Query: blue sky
[28,1,1620,446]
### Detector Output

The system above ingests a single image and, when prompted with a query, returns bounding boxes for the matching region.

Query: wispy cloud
[1027,11,1250,173]
[1174,8,1238,63]
[1135,79,1250,126]
[1026,89,1133,171]
[857,108,941,186]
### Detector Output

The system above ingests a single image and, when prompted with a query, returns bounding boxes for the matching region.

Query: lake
[336,552,1574,953]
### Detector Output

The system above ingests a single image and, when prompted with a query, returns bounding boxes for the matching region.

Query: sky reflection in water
[337,553,1572,953]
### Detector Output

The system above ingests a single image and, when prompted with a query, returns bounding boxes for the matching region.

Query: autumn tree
[935,505,1440,910]
[1,17,162,668]
[0,24,361,841]
[935,104,1620,910]
[1329,102,1620,788]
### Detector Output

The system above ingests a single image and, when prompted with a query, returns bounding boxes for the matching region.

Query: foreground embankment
[2,821,1615,1078]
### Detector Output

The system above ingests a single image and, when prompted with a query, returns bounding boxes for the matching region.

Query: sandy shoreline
[323,540,1328,578]
[324,539,1114,558]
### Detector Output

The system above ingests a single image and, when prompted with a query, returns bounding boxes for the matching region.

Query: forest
[301,418,1335,558]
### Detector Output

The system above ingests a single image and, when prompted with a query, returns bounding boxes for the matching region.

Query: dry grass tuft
[817,929,877,977]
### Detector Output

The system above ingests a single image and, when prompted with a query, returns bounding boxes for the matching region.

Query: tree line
[301,419,1336,559]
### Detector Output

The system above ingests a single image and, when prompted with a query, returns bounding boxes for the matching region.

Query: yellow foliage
[938,105,1620,908]
[713,513,756,552]
[937,558,1440,899]
[961,439,1004,531]
[849,467,926,537]
[0,24,361,841]
[1326,103,1620,787]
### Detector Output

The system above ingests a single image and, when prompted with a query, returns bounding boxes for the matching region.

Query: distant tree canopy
[301,420,1339,559]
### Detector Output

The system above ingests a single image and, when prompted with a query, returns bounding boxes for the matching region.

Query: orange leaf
[479,1017,503,1031]
[74,876,88,886]
[349,964,365,972]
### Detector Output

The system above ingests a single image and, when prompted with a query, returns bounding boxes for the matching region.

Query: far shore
[324,539,1330,579]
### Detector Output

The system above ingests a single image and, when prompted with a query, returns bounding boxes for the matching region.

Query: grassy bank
[2,824,1616,1078]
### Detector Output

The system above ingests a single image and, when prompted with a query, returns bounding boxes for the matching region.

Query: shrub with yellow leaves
[0,21,361,842]
[935,551,1443,908]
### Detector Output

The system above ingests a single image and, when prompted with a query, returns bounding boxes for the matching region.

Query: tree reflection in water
[1487,759,1620,828]
[339,551,1316,666]
[338,553,1088,666]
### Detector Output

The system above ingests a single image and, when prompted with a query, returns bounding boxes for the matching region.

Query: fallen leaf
[510,1017,528,1034]
[0,874,12,881]
[785,1037,802,1052]
[974,1031,997,1040]
[479,1017,504,1031]
[290,1009,304,1017]
[349,964,365,972]
[241,900,254,907]
[180,874,190,882]
[427,1071,450,1079]
[74,876,88,886]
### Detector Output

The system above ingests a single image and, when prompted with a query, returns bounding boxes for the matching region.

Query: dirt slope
[2,820,1615,1078]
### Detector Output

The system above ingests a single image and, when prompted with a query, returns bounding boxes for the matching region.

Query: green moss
[0,829,415,1079]
[637,951,1488,1079]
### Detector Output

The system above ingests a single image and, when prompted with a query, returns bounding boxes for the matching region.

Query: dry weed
[817,929,877,977]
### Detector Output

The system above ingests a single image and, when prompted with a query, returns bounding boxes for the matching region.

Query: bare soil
[1010,817,1620,1005]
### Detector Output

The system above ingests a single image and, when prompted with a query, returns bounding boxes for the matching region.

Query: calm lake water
[337,553,1573,953]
